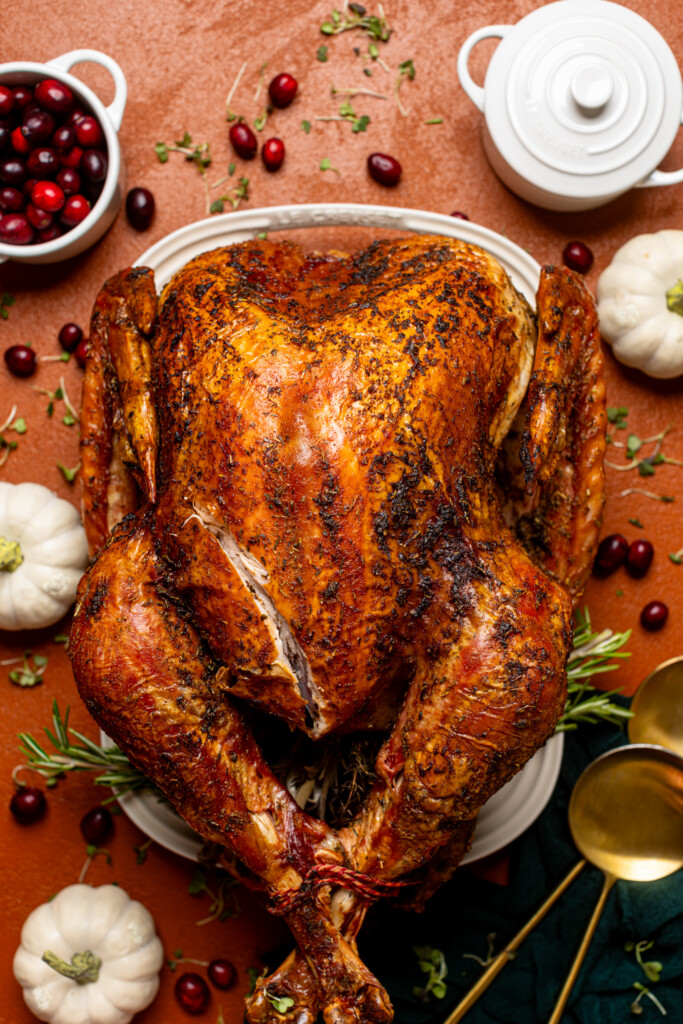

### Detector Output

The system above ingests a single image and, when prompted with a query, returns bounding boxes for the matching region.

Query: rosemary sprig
[558,608,632,732]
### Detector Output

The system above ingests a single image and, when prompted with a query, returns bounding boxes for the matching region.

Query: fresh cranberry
[229,122,257,160]
[563,241,593,274]
[0,213,33,245]
[38,223,63,242]
[27,146,59,179]
[58,322,83,352]
[0,86,14,118]
[80,805,113,845]
[80,148,107,183]
[0,186,24,212]
[10,126,31,157]
[450,210,470,220]
[60,144,84,169]
[75,116,103,148]
[61,194,90,227]
[0,122,11,154]
[21,110,56,146]
[593,533,628,576]
[31,180,65,213]
[640,600,668,631]
[268,72,298,108]
[67,107,87,126]
[367,152,402,186]
[26,203,53,231]
[11,86,33,110]
[0,156,27,185]
[23,177,38,199]
[262,137,285,172]
[175,973,210,1014]
[626,539,654,579]
[125,187,155,231]
[208,958,237,990]
[34,79,74,115]
[56,167,81,194]
[10,787,46,824]
[74,337,89,368]
[4,344,37,376]
[52,125,75,152]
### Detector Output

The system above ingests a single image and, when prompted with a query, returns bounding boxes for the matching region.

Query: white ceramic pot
[0,49,126,264]
[457,0,683,211]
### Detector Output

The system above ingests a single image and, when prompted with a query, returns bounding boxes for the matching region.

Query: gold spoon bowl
[628,656,683,759]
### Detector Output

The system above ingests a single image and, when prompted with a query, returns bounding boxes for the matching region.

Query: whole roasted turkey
[70,234,605,1023]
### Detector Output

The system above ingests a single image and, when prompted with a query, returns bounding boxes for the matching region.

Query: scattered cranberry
[208,958,237,990]
[175,973,210,1015]
[10,787,46,824]
[262,137,285,172]
[0,213,33,245]
[11,86,33,110]
[626,539,654,579]
[58,322,83,352]
[34,79,74,116]
[450,210,470,219]
[0,186,24,212]
[0,156,27,185]
[61,194,90,227]
[229,122,258,160]
[593,533,628,576]
[640,600,668,631]
[563,241,593,274]
[26,203,53,231]
[60,144,84,169]
[367,152,402,187]
[52,125,75,152]
[21,110,56,146]
[125,187,155,231]
[31,179,64,213]
[0,86,14,118]
[74,336,89,368]
[268,72,298,109]
[75,115,103,148]
[56,166,81,194]
[4,343,37,376]
[80,805,113,845]
[27,147,59,179]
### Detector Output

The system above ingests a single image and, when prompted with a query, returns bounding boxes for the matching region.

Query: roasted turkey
[70,234,605,1023]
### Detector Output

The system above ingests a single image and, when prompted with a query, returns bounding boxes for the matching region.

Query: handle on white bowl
[639,109,683,188]
[46,49,127,131]
[457,25,511,112]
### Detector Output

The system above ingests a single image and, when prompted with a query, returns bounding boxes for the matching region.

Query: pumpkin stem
[666,280,683,316]
[0,536,23,572]
[42,949,102,985]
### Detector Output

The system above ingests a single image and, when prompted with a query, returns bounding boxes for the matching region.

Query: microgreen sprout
[59,376,79,426]
[187,866,241,925]
[606,426,683,477]
[225,61,248,122]
[165,949,209,973]
[0,292,15,320]
[317,45,329,62]
[425,117,443,125]
[57,461,80,484]
[462,933,497,967]
[320,3,392,42]
[134,838,153,865]
[626,940,667,1016]
[0,404,21,467]
[155,132,212,211]
[412,945,448,1002]
[253,62,268,103]
[606,405,629,431]
[301,120,312,133]
[618,488,675,504]
[78,844,111,883]
[669,546,683,565]
[628,516,644,528]
[209,177,250,214]
[3,651,48,688]
[266,992,295,1013]
[395,58,415,116]
[320,157,341,175]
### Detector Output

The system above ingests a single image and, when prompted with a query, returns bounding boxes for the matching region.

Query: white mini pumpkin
[0,482,88,631]
[13,883,164,1024]
[597,229,683,379]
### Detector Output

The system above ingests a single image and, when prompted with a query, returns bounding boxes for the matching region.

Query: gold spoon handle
[442,860,586,1024]
[547,872,617,1024]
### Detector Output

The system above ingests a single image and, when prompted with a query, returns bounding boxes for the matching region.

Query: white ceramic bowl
[0,49,126,264]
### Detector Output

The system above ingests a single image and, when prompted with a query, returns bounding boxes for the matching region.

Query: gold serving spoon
[628,656,683,758]
[443,743,683,1024]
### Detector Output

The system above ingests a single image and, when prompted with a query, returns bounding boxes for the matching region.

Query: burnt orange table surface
[1,1,682,1022]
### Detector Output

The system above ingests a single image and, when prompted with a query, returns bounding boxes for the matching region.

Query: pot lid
[483,0,683,199]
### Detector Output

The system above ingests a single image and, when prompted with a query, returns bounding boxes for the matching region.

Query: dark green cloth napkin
[361,723,683,1024]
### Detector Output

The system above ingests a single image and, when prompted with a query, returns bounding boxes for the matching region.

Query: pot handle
[457,25,511,113]
[639,109,683,187]
[45,49,127,131]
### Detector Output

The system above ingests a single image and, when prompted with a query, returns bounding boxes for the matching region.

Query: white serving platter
[113,203,562,866]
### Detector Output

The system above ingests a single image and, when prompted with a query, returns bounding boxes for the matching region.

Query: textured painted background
[1,1,682,1021]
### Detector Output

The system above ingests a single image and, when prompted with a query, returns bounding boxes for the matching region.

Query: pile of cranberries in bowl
[0,78,108,245]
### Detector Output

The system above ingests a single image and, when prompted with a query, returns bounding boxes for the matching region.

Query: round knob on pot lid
[570,63,614,115]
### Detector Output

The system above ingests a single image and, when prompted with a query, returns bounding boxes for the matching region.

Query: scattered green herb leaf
[228,161,236,176]
[317,45,329,61]
[134,838,152,865]
[669,548,683,564]
[6,651,48,688]
[266,992,295,1013]
[424,117,443,125]
[246,966,262,997]
[57,462,80,484]
[607,406,628,429]
[0,293,15,320]
[301,120,312,133]
[320,5,391,41]
[210,177,250,215]
[628,517,644,528]
[320,157,341,175]
[412,945,448,1002]
[52,634,69,646]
